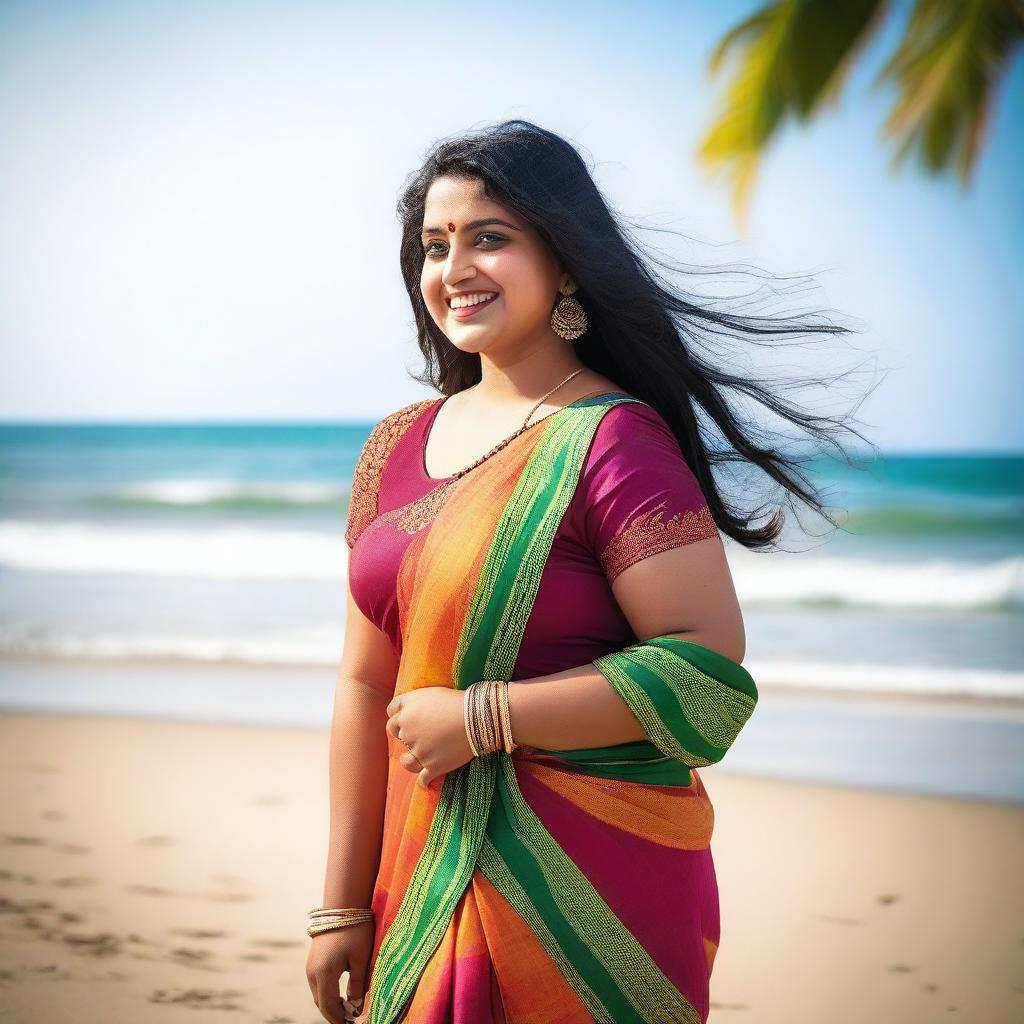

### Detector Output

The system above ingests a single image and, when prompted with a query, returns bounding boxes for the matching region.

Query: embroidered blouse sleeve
[345,399,436,549]
[579,402,718,584]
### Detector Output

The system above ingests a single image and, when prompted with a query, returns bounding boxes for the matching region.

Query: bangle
[463,679,518,756]
[306,906,374,938]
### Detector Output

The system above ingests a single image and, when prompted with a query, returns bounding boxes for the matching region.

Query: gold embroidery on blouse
[345,399,438,547]
[600,499,718,582]
[393,479,461,535]
[369,478,460,538]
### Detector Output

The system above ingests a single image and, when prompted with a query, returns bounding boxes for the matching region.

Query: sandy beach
[0,707,1021,1024]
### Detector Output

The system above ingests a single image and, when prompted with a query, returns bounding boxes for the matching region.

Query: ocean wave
[730,552,1023,612]
[0,629,343,666]
[2,628,1021,700]
[744,658,1024,701]
[2,520,1022,610]
[90,478,347,511]
[0,521,347,579]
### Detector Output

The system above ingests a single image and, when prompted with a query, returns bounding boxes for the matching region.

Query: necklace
[435,367,602,484]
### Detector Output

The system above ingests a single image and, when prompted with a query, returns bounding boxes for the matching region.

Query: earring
[550,282,587,341]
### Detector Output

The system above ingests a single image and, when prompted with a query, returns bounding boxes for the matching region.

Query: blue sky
[1,0,1021,452]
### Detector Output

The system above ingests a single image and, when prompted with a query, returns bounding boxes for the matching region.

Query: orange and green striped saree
[360,393,758,1024]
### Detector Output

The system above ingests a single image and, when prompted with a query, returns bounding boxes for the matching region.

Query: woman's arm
[320,584,399,908]
[507,534,745,752]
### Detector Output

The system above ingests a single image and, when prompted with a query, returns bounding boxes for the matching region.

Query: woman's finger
[315,975,348,1024]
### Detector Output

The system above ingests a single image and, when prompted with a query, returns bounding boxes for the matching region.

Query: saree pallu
[360,393,758,1024]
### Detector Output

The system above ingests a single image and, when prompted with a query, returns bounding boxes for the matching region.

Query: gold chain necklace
[439,367,600,484]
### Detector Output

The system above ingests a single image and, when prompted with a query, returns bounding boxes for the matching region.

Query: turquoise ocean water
[0,422,1020,695]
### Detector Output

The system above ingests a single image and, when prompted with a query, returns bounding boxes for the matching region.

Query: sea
[1,422,1022,803]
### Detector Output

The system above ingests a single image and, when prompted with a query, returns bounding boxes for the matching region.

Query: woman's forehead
[423,177,514,222]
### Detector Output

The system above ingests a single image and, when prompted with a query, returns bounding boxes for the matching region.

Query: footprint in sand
[135,835,177,847]
[167,946,220,970]
[52,875,98,888]
[171,927,231,940]
[52,842,91,855]
[60,930,123,957]
[1,895,56,915]
[124,883,180,898]
[877,892,900,905]
[28,964,72,980]
[3,834,47,846]
[148,987,244,1010]
[250,938,303,950]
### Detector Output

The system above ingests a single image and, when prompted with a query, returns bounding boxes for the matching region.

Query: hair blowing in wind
[396,118,885,550]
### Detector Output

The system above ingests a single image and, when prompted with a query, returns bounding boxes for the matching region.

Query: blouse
[345,394,718,683]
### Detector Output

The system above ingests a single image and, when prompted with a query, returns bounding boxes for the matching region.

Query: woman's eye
[422,233,506,257]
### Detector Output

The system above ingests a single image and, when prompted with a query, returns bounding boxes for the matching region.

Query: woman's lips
[448,294,498,320]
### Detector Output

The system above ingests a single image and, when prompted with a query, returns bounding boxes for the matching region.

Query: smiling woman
[306,119,873,1024]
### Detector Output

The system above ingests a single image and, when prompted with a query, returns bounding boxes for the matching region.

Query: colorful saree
[351,392,758,1024]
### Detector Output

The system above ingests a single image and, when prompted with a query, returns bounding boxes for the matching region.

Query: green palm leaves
[697,0,1024,228]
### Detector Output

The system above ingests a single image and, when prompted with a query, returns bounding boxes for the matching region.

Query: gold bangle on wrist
[463,679,518,757]
[306,906,374,938]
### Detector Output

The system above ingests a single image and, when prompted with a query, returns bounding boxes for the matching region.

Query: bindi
[447,222,456,232]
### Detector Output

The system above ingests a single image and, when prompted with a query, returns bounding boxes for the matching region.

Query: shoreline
[3,652,1024,711]
[2,655,1023,804]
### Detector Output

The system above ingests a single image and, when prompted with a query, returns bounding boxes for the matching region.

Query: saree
[352,392,758,1024]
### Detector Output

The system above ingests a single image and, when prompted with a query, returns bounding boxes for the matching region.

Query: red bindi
[447,222,456,232]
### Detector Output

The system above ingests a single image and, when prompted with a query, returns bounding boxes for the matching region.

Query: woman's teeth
[450,292,497,309]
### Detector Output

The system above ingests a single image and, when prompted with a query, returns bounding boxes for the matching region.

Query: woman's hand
[385,686,475,789]
[305,921,374,1024]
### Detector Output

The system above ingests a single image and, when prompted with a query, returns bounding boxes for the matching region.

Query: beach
[1,424,1022,1021]
[2,692,1022,1024]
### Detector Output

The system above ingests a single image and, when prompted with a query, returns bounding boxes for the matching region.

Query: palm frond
[697,0,889,228]
[873,0,1024,185]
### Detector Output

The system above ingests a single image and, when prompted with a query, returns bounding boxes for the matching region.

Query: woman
[306,120,867,1024]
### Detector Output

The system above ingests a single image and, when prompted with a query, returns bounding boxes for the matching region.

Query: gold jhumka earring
[550,281,587,341]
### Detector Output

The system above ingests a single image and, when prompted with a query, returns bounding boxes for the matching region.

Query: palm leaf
[697,0,889,228]
[873,0,1024,184]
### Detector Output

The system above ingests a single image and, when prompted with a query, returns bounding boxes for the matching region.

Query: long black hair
[396,119,884,550]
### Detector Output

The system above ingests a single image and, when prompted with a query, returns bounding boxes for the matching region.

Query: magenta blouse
[345,394,718,682]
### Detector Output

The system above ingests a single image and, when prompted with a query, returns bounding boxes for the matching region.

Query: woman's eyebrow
[421,218,521,237]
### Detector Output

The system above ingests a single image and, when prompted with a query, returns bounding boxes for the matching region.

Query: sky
[0,0,1021,452]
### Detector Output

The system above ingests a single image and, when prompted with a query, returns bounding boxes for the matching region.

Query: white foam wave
[728,550,1023,611]
[1,520,1022,611]
[110,478,344,505]
[0,628,343,666]
[745,658,1024,701]
[0,521,347,580]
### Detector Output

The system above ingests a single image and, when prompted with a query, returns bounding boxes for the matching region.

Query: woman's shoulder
[345,397,438,548]
[589,395,682,452]
[368,396,440,444]
[573,397,718,580]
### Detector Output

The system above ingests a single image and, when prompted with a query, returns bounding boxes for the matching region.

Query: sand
[0,709,1021,1023]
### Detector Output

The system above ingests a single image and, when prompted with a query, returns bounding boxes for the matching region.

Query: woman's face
[419,175,570,355]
